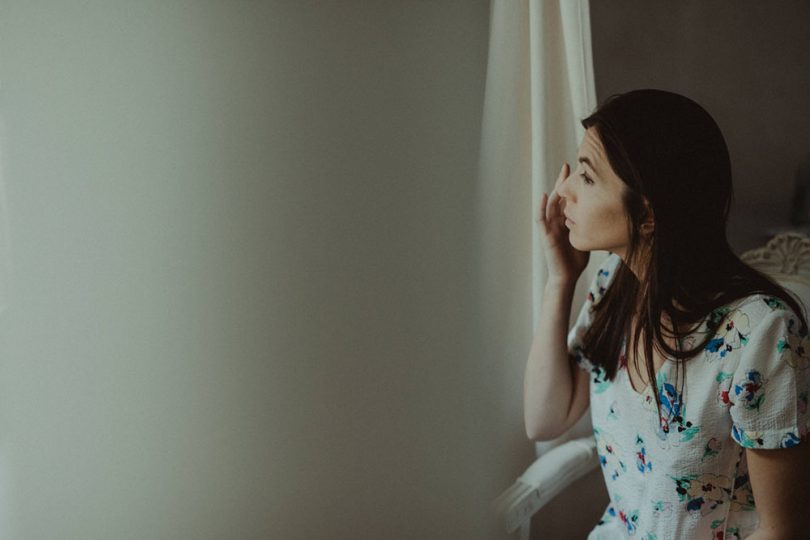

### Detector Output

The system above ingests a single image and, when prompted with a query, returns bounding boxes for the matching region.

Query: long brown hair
[579,89,808,424]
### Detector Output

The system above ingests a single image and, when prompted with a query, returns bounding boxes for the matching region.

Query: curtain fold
[528,0,600,329]
[477,0,605,461]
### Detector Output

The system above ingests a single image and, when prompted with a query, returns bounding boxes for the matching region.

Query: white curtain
[477,0,607,460]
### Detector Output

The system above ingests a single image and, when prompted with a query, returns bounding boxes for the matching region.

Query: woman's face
[557,127,632,257]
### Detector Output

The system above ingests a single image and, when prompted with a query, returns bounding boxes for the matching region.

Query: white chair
[493,231,810,539]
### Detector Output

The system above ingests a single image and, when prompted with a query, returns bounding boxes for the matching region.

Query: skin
[551,127,664,390]
[744,444,809,538]
[538,129,633,284]
[540,127,809,537]
[556,128,637,257]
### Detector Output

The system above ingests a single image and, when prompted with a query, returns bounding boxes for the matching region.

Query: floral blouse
[568,253,810,539]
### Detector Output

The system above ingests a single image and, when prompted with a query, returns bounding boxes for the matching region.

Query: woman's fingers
[539,193,551,235]
[554,163,567,190]
[547,162,568,222]
[540,192,562,235]
[539,163,569,232]
[547,189,562,222]
[538,192,546,224]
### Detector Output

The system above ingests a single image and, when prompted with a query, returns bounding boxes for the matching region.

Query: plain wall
[0,1,500,539]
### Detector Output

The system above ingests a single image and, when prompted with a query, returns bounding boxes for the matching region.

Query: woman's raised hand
[537,163,590,284]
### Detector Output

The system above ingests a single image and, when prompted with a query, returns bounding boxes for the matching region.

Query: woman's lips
[564,214,575,225]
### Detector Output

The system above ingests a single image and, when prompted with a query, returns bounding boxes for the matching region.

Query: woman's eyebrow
[578,156,599,174]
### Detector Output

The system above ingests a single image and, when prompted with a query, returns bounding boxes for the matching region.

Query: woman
[525,89,809,539]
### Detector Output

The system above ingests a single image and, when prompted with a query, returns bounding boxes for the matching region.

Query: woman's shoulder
[707,292,804,336]
[597,251,623,273]
[719,292,797,315]
[588,252,623,304]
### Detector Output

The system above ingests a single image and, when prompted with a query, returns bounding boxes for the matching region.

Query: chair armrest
[492,436,598,536]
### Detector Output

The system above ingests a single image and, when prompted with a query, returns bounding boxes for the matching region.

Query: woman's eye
[581,172,594,185]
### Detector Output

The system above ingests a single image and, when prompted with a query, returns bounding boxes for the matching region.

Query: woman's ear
[640,198,655,236]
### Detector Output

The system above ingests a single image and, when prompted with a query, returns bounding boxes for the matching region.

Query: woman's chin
[567,231,584,251]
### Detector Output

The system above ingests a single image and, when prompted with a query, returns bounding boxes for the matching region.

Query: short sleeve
[567,253,621,374]
[728,307,810,449]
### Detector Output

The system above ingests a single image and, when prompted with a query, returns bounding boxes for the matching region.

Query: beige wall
[0,1,500,539]
[589,0,810,253]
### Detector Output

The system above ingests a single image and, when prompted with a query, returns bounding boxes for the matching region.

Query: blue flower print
[572,344,612,394]
[655,373,700,444]
[594,427,627,481]
[704,308,751,362]
[779,429,807,449]
[617,508,640,536]
[587,268,611,304]
[634,434,653,475]
[733,370,765,411]
[730,424,765,448]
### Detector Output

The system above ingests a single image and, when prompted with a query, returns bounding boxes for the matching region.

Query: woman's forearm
[523,278,578,439]
[744,528,799,540]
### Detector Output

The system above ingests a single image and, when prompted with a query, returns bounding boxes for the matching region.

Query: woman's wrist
[545,275,578,295]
